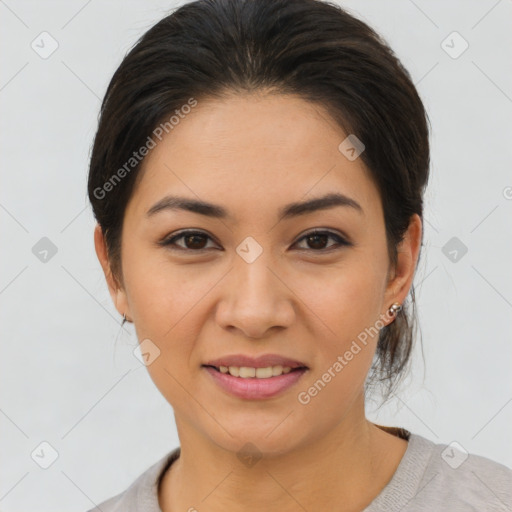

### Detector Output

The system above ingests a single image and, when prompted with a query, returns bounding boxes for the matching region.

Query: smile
[207,364,298,378]
[202,365,308,400]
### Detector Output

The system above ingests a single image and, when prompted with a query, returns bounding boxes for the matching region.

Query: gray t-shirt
[87,429,512,511]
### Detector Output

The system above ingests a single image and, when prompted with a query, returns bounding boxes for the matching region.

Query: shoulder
[416,434,512,509]
[365,430,512,512]
[401,433,512,511]
[84,447,180,512]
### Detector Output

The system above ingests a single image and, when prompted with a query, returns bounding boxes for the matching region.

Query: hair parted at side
[88,0,431,403]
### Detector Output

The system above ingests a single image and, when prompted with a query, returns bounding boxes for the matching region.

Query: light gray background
[1,0,511,510]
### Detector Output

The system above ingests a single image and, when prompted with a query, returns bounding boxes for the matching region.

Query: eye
[294,229,351,252]
[159,230,220,251]
[159,228,351,253]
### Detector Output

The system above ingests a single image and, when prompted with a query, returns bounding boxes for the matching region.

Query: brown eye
[181,233,208,249]
[160,230,218,251]
[295,230,351,251]
[159,229,351,253]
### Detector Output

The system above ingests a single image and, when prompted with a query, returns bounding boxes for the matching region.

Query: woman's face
[96,92,420,454]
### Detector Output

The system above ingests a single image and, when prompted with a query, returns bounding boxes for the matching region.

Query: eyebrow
[146,192,364,221]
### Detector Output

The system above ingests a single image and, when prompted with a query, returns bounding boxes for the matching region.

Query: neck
[159,402,407,512]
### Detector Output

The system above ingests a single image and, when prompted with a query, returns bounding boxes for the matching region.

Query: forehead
[126,92,381,223]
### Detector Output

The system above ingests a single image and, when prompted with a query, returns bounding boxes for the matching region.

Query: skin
[95,91,422,512]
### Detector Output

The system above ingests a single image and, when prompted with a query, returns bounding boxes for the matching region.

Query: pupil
[186,234,206,249]
[308,234,327,249]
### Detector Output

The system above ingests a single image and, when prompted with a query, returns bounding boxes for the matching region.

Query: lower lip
[203,366,308,400]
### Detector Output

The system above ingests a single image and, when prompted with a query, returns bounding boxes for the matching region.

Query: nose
[215,251,295,339]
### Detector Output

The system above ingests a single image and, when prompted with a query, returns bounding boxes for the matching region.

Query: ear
[94,223,131,320]
[382,213,422,324]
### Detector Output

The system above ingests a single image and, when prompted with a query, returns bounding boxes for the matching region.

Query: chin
[204,420,306,459]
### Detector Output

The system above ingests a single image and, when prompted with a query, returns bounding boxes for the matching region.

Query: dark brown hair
[88,0,430,402]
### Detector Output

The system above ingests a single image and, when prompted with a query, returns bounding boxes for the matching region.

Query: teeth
[239,367,256,378]
[272,364,283,376]
[228,366,239,377]
[217,365,296,378]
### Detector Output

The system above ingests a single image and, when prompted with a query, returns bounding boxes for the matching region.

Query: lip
[203,353,308,369]
[203,365,308,400]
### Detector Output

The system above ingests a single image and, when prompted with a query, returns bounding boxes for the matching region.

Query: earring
[122,313,128,325]
[388,302,402,317]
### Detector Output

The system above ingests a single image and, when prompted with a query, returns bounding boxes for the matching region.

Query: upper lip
[203,354,308,369]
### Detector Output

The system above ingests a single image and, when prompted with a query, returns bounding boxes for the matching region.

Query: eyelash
[159,229,351,253]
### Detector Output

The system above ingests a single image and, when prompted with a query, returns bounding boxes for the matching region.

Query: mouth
[201,364,308,379]
[202,353,308,374]
[201,358,309,400]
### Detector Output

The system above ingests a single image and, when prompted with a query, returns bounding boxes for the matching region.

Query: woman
[87,0,512,510]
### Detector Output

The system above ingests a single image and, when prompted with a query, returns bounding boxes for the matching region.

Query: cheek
[293,270,381,414]
[289,260,385,398]
[122,241,195,331]
[290,259,385,341]
[122,246,224,374]
[122,250,207,406]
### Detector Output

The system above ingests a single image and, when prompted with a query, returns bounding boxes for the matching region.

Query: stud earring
[388,302,402,317]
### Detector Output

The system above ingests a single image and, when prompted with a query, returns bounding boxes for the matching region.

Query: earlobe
[93,223,131,320]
